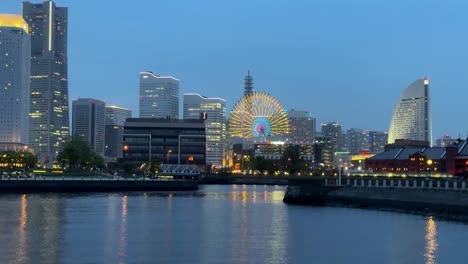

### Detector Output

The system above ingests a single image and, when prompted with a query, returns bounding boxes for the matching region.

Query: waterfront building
[122,118,206,169]
[388,78,432,146]
[366,138,468,176]
[287,109,316,145]
[23,1,70,164]
[139,71,179,119]
[183,93,226,167]
[105,106,132,160]
[321,122,343,151]
[72,98,105,157]
[0,15,31,148]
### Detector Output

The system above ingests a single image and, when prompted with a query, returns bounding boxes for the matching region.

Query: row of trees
[0,151,37,169]
[242,145,331,175]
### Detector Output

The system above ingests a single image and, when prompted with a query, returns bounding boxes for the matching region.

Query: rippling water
[0,185,468,264]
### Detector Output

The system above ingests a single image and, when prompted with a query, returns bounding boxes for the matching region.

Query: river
[0,184,467,263]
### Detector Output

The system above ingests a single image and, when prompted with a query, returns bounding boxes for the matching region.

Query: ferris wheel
[229,92,290,139]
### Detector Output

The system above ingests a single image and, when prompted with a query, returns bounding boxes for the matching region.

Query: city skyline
[4,1,468,139]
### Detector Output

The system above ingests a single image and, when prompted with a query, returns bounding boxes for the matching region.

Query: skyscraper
[139,71,179,119]
[183,93,226,167]
[287,109,316,144]
[321,122,342,151]
[23,1,69,164]
[105,105,132,160]
[0,15,31,148]
[72,98,105,157]
[388,78,432,146]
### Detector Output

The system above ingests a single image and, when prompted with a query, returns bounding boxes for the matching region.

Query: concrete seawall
[0,178,198,193]
[284,178,468,219]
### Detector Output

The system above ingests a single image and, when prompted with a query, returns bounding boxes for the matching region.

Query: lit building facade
[368,131,388,153]
[321,122,343,151]
[23,1,70,164]
[105,106,132,160]
[287,109,315,144]
[183,93,226,167]
[139,71,179,119]
[366,139,468,176]
[0,15,31,147]
[388,78,432,146]
[72,98,105,157]
[122,118,206,168]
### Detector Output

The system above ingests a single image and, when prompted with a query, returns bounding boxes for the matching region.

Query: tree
[57,137,104,169]
[280,145,305,174]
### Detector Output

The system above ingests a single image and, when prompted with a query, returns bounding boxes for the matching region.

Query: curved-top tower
[388,78,432,146]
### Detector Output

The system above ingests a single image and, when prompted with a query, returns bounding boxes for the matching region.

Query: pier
[0,176,198,193]
[284,176,468,220]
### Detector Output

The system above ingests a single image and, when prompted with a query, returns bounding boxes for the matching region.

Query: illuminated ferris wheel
[229,92,290,139]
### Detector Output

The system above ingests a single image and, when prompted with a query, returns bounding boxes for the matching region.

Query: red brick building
[366,139,468,176]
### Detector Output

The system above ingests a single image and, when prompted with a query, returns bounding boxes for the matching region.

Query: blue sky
[4,0,468,139]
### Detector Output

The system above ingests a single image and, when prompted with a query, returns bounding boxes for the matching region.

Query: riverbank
[0,177,198,193]
[284,178,468,221]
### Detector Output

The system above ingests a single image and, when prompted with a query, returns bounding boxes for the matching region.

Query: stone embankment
[284,177,468,219]
[0,177,198,193]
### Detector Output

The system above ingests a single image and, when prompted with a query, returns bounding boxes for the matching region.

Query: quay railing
[325,177,467,191]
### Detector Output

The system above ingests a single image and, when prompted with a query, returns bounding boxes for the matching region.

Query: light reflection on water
[0,185,467,263]
[118,195,128,263]
[16,194,27,263]
[425,216,438,264]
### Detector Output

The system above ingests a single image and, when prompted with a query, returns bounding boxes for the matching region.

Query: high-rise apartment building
[183,93,226,167]
[105,106,132,160]
[368,131,388,153]
[139,71,179,119]
[0,15,31,147]
[388,78,432,146]
[287,109,315,145]
[72,98,105,157]
[346,128,370,154]
[321,122,343,151]
[23,1,69,164]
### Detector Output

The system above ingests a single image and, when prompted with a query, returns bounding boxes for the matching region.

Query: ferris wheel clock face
[229,92,290,139]
[252,117,272,137]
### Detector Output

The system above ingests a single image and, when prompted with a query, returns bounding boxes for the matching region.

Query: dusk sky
[4,0,468,140]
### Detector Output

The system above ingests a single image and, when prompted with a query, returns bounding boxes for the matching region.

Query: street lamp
[427,159,433,177]
[167,149,172,164]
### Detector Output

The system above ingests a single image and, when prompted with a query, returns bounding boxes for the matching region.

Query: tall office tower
[105,106,132,160]
[287,109,316,144]
[388,78,432,146]
[183,93,226,167]
[23,1,69,164]
[72,99,105,157]
[139,71,179,119]
[0,15,31,148]
[368,131,388,153]
[244,70,253,96]
[321,122,343,151]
